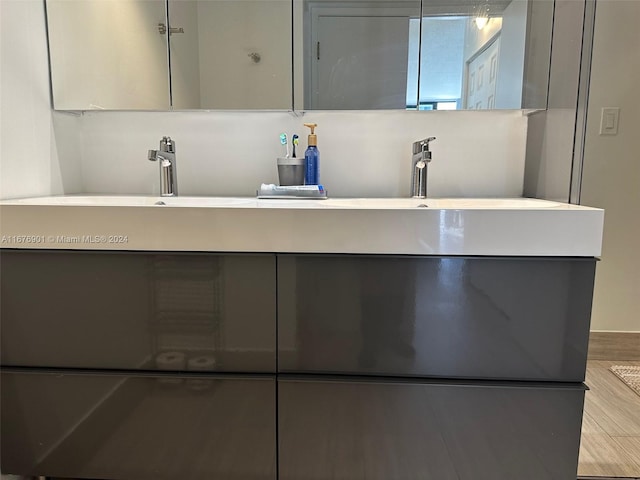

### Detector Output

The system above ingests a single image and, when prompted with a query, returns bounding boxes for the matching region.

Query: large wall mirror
[46,0,293,110]
[46,0,553,111]
[294,0,554,110]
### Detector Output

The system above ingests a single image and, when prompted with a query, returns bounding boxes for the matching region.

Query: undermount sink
[0,195,603,256]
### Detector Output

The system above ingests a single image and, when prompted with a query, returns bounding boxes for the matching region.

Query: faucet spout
[411,136,436,199]
[148,136,178,197]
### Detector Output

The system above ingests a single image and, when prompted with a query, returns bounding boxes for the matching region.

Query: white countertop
[0,195,604,256]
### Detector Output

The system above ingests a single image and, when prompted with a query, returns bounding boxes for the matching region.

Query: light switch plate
[599,107,620,135]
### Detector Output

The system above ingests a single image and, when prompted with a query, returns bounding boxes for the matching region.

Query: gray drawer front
[279,377,584,480]
[278,255,595,381]
[0,251,276,372]
[1,370,276,480]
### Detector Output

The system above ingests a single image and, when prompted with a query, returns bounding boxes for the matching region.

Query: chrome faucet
[411,137,436,199]
[148,136,178,197]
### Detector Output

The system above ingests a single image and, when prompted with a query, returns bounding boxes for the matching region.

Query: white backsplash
[78,109,527,198]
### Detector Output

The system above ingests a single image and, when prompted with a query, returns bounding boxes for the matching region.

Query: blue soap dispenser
[303,123,319,185]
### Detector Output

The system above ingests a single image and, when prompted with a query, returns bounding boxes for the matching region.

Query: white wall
[78,109,527,198]
[581,0,640,333]
[0,0,81,200]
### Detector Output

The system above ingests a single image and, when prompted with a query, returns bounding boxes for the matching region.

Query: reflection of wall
[494,0,527,109]
[523,0,586,202]
[196,0,291,109]
[521,0,554,109]
[46,0,170,110]
[169,1,202,109]
[293,0,305,110]
[463,17,502,64]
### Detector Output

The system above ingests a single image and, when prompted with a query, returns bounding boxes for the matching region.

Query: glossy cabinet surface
[0,250,594,480]
[278,255,596,381]
[279,377,585,480]
[1,370,276,479]
[0,251,276,372]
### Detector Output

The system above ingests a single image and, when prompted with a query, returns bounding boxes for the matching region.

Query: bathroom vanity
[0,196,604,480]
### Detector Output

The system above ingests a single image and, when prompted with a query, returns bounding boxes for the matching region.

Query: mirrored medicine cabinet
[45,0,554,111]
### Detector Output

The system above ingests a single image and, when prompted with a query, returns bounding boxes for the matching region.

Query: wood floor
[578,360,640,479]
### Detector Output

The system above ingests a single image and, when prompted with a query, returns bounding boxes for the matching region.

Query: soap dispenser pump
[303,123,319,185]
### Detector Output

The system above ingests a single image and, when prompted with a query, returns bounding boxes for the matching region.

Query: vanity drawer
[0,250,276,372]
[277,255,596,381]
[278,376,585,480]
[1,369,276,480]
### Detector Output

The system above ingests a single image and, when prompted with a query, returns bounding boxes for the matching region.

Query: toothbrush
[280,133,289,158]
[292,134,299,158]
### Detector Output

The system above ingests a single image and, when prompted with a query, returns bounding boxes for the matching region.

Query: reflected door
[311,14,412,109]
[465,36,500,110]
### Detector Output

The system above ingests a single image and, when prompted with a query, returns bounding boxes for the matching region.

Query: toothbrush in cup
[292,134,299,158]
[280,133,289,158]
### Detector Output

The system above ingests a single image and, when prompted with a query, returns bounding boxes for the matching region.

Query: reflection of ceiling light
[474,0,490,30]
[475,16,488,29]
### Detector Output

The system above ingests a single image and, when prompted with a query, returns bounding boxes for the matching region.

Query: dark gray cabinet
[1,250,276,372]
[277,255,596,381]
[278,377,585,480]
[1,369,276,480]
[0,250,595,480]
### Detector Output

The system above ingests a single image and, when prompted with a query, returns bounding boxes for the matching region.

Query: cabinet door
[278,255,596,381]
[1,370,276,480]
[279,377,584,480]
[1,251,276,372]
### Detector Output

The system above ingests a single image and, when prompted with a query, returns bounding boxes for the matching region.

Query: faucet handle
[412,136,436,154]
[160,136,175,153]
